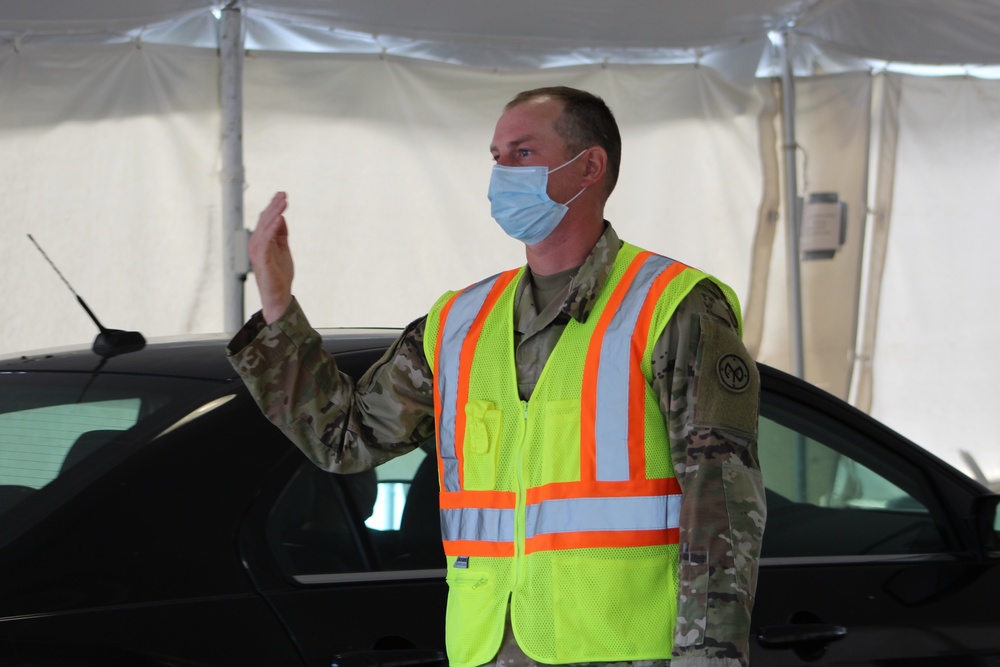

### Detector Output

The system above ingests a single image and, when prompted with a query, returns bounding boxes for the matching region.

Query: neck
[525,211,605,275]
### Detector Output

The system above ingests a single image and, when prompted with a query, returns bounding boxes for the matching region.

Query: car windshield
[0,371,225,520]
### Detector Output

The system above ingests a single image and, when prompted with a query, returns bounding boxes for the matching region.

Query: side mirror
[974,495,1000,556]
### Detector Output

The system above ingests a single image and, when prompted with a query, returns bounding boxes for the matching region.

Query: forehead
[490,97,567,151]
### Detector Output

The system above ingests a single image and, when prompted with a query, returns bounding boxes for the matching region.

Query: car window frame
[758,366,969,565]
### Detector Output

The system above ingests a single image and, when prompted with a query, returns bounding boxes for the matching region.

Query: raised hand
[249,191,295,323]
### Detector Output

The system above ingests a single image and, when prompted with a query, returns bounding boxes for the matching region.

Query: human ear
[580,146,608,188]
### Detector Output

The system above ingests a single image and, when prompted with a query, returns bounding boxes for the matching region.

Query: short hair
[505,86,622,198]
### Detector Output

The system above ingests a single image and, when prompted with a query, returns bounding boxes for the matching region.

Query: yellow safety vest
[423,242,741,667]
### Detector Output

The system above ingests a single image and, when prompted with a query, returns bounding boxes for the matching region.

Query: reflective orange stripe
[439,489,517,510]
[525,478,681,504]
[448,269,520,491]
[442,539,515,558]
[525,527,680,554]
[580,251,654,482]
[628,261,687,480]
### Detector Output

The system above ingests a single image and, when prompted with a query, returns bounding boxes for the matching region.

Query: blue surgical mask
[488,149,588,245]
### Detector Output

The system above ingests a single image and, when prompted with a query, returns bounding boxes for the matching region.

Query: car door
[752,369,1000,666]
[241,441,449,667]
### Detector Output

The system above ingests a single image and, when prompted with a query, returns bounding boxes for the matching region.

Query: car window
[759,392,955,558]
[268,444,445,577]
[0,398,140,488]
[267,462,370,575]
[0,372,224,519]
[367,447,444,570]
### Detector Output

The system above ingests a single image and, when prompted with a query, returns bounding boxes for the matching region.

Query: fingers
[249,192,295,323]
[265,191,287,218]
[256,191,288,235]
[250,192,288,255]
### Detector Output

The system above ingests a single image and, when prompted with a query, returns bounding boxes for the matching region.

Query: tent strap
[852,73,901,412]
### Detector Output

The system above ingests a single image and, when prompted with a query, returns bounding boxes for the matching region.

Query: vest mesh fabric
[511,244,681,662]
[425,244,741,666]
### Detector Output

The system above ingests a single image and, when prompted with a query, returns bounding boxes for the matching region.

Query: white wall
[870,75,1000,480]
[2,39,998,484]
[1,45,765,351]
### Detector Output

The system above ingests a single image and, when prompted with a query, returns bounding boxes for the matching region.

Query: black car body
[0,332,998,666]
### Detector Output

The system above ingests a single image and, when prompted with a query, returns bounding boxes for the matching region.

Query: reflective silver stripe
[436,275,502,493]
[594,255,674,482]
[524,494,681,537]
[441,507,516,543]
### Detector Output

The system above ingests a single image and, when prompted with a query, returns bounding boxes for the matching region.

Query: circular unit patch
[717,353,751,393]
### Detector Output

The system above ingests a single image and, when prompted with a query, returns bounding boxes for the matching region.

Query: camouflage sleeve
[651,280,766,667]
[226,298,436,473]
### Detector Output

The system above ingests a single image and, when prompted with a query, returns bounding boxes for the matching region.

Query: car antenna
[27,234,146,358]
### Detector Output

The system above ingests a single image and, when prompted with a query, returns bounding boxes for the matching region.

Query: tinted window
[0,372,226,518]
[268,442,445,577]
[0,398,140,487]
[267,463,371,575]
[759,391,955,558]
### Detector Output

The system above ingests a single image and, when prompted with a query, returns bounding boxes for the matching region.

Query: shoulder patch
[694,314,760,436]
[718,353,752,393]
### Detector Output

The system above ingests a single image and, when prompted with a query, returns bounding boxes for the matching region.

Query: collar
[560,221,621,323]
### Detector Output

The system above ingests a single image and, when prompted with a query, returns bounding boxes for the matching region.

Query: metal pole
[777,29,809,500]
[220,3,248,332]
[779,29,805,378]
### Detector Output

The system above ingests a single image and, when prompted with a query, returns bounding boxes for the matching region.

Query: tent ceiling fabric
[2,0,1000,71]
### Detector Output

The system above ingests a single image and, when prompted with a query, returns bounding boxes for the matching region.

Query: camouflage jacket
[228,224,765,667]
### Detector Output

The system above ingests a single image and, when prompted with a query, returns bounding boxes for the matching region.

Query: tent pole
[220,3,247,332]
[779,30,805,378]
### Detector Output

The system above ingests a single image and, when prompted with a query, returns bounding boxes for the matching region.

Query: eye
[518,148,532,158]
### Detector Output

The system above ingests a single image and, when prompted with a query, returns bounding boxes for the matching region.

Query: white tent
[2,1,999,481]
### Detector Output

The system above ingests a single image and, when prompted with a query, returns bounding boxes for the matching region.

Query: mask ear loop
[562,186,588,207]
[549,148,591,207]
[547,148,590,174]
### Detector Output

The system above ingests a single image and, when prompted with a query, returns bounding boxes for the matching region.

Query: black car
[1,331,998,667]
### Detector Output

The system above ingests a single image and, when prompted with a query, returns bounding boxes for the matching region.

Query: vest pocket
[445,568,506,667]
[464,400,502,489]
[539,400,581,484]
[548,551,675,660]
[446,567,491,592]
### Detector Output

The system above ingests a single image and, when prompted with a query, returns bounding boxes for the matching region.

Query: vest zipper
[513,399,529,588]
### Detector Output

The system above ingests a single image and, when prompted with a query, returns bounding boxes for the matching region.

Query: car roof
[0,327,795,388]
[1,329,988,496]
[0,329,403,381]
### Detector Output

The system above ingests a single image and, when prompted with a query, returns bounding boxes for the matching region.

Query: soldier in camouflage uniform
[228,87,765,667]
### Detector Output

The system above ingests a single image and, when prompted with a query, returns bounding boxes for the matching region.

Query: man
[228,87,765,667]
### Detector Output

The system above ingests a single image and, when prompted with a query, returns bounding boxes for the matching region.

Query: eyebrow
[490,134,536,154]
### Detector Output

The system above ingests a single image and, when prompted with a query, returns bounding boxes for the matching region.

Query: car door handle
[330,648,448,667]
[757,623,848,648]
